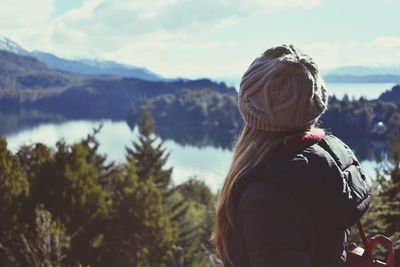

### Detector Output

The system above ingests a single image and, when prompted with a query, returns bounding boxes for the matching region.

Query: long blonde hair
[212,123,314,265]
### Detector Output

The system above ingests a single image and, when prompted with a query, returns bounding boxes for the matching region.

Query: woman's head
[213,44,328,265]
[239,44,328,131]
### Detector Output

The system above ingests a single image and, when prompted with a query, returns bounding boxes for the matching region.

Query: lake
[3,82,396,191]
[326,82,396,99]
[4,119,381,193]
[4,120,232,192]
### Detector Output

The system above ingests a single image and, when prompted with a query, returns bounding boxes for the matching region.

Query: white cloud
[0,0,54,48]
[245,0,320,11]
[368,36,400,49]
[0,0,323,77]
[2,0,321,53]
[3,0,399,79]
[300,41,358,69]
[0,0,53,28]
[301,39,400,71]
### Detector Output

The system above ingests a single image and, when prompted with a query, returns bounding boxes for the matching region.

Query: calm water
[326,82,396,99]
[4,120,232,192]
[4,120,380,192]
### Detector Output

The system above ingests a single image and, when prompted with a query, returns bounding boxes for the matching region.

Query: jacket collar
[274,128,326,157]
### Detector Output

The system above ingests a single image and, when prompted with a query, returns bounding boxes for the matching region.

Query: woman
[213,45,371,267]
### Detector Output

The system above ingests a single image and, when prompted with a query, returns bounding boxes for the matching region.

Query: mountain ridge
[322,65,400,83]
[0,36,28,55]
[2,36,400,83]
[0,36,163,81]
[31,51,163,81]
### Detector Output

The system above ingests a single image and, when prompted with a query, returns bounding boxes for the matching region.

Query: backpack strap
[356,221,373,259]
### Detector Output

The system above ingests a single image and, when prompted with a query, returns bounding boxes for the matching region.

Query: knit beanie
[238,44,328,132]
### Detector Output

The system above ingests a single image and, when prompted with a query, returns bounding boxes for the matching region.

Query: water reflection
[339,136,388,163]
[127,113,240,150]
[0,110,65,136]
[4,120,232,192]
[2,118,386,191]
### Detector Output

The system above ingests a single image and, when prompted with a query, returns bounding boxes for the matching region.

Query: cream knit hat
[238,44,328,132]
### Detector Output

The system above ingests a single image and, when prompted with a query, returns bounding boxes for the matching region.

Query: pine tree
[103,156,175,266]
[125,106,172,193]
[80,125,116,191]
[172,178,217,266]
[125,107,199,265]
[0,137,29,266]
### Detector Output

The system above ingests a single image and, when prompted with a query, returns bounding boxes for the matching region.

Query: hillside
[0,50,236,119]
[0,50,48,75]
[0,50,82,91]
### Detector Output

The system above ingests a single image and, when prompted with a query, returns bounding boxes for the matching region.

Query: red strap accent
[275,129,325,156]
[356,221,373,259]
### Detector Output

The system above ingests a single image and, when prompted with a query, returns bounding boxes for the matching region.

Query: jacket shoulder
[238,179,315,237]
[236,180,315,266]
[236,133,371,229]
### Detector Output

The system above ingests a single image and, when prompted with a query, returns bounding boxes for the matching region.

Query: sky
[0,0,399,80]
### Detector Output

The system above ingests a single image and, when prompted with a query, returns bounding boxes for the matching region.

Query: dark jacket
[225,134,371,267]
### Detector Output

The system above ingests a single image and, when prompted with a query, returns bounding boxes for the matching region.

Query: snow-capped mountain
[0,36,163,81]
[31,51,163,80]
[0,36,28,55]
